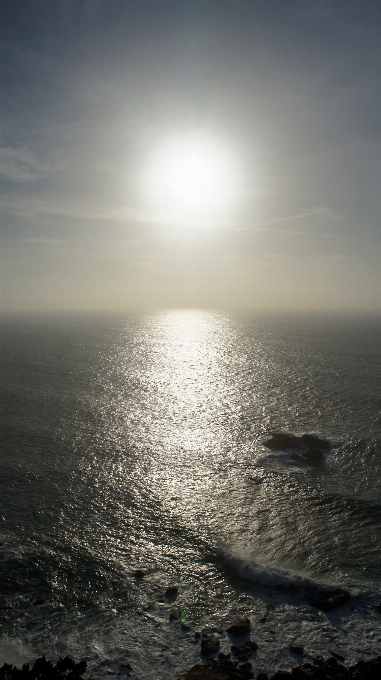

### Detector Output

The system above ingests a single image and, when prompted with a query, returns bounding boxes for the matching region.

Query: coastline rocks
[226,617,251,637]
[178,659,254,679]
[264,433,331,464]
[200,637,220,656]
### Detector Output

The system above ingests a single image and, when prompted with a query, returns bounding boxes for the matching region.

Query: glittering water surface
[1,311,381,677]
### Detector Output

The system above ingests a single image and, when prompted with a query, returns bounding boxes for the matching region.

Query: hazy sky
[1,0,380,313]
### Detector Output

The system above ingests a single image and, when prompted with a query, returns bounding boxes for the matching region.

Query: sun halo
[143,134,239,229]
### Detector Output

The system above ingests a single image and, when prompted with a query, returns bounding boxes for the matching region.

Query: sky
[1,0,381,313]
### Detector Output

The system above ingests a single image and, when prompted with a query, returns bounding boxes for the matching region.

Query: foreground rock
[227,617,251,637]
[178,655,381,679]
[201,637,220,656]
[264,433,331,463]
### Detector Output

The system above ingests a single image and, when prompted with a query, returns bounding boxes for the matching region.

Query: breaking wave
[220,550,345,593]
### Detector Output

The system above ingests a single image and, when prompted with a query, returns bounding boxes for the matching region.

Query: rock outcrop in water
[226,617,251,637]
[310,590,350,611]
[264,433,331,463]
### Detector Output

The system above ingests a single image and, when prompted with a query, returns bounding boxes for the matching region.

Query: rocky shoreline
[177,616,381,679]
[1,649,380,680]
[178,655,381,679]
[1,612,380,680]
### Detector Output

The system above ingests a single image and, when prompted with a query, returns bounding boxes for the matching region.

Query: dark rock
[311,590,349,611]
[231,646,248,655]
[290,662,315,678]
[302,448,324,463]
[226,617,251,637]
[289,645,303,655]
[239,662,252,670]
[134,569,144,578]
[178,656,381,680]
[300,435,330,450]
[349,656,381,679]
[237,655,249,663]
[376,602,381,614]
[264,434,304,451]
[195,631,201,638]
[245,640,258,651]
[119,662,132,671]
[328,649,345,661]
[218,652,231,660]
[165,585,178,598]
[264,433,331,459]
[177,664,214,679]
[290,454,307,463]
[200,637,220,656]
[312,657,325,667]
[33,599,45,606]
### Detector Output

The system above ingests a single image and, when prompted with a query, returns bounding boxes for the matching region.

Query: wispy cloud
[0,147,47,183]
[1,196,144,223]
[251,211,322,229]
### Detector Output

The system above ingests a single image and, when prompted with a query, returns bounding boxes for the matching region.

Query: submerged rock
[169,609,181,621]
[288,645,303,655]
[311,590,350,611]
[165,585,178,599]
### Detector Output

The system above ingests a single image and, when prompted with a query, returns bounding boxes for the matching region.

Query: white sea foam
[221,550,341,593]
[0,641,33,667]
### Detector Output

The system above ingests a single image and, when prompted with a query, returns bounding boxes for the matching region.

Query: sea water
[1,311,381,678]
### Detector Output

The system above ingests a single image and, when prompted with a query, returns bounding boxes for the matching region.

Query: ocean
[1,310,381,678]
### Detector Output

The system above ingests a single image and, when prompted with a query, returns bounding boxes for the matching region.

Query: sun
[143,133,239,229]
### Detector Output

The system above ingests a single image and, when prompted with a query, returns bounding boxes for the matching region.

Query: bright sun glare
[143,133,239,229]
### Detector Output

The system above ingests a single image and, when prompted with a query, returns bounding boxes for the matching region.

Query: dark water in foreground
[1,311,381,678]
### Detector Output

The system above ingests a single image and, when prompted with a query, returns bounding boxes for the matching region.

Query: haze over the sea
[1,0,381,314]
